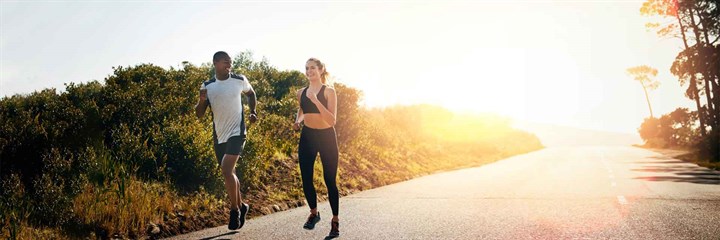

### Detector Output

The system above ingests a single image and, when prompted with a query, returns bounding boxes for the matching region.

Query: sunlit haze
[1,1,694,134]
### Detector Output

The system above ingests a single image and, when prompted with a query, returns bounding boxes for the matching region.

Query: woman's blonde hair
[307,58,330,85]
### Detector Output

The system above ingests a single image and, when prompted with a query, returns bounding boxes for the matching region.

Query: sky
[0,0,695,134]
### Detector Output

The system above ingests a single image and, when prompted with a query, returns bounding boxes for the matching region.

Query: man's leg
[235,173,242,204]
[222,154,241,210]
[230,137,246,206]
[226,135,248,228]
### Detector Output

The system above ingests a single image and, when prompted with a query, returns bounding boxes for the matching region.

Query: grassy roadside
[675,152,720,171]
[641,146,720,171]
[2,145,541,240]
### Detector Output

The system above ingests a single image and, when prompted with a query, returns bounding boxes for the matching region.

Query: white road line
[617,195,628,205]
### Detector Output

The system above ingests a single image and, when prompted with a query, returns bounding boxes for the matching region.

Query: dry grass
[645,147,720,170]
[72,177,174,238]
[0,223,65,240]
[675,152,720,171]
[70,177,228,239]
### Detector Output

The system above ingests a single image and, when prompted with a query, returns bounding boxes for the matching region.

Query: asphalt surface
[165,146,720,240]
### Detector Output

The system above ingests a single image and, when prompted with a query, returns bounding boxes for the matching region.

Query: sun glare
[410,47,586,128]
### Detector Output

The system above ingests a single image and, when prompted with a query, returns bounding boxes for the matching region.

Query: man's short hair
[213,51,230,62]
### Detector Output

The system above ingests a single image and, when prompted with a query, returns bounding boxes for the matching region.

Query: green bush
[154,116,222,194]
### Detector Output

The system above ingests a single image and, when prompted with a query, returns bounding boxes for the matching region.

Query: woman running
[293,57,340,238]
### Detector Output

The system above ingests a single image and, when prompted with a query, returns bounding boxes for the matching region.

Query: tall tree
[627,66,661,118]
[642,0,720,161]
[675,0,720,162]
[641,0,708,135]
[682,2,718,129]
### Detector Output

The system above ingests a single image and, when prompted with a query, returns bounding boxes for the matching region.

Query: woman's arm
[293,89,305,130]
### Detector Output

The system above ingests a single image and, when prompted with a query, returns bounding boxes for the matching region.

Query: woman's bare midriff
[303,114,332,129]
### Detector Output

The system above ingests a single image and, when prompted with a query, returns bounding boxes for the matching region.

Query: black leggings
[299,126,339,216]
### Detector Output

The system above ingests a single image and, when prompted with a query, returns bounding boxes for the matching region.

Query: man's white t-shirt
[201,73,253,144]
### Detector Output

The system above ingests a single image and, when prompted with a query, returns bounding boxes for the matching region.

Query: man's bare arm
[196,89,209,118]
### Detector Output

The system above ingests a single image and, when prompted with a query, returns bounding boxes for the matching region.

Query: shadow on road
[199,231,238,240]
[631,157,720,185]
[633,176,719,184]
[632,160,687,164]
[631,167,711,172]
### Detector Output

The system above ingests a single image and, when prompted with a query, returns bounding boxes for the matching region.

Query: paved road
[166,146,720,239]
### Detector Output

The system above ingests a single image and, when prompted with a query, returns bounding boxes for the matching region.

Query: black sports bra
[301,86,328,114]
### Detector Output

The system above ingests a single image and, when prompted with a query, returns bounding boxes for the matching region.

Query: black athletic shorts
[213,135,246,166]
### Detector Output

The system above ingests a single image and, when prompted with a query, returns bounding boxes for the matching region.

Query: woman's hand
[305,89,320,105]
[293,122,302,131]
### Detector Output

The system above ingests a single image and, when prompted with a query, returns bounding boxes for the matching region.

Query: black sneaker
[239,203,249,229]
[303,212,321,230]
[327,221,340,238]
[228,208,240,230]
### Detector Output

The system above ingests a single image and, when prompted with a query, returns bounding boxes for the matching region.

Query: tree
[627,65,661,118]
[642,0,709,136]
[640,0,720,162]
[638,108,698,147]
[668,107,698,146]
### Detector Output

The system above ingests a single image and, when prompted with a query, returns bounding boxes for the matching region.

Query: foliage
[638,0,719,161]
[0,51,542,239]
